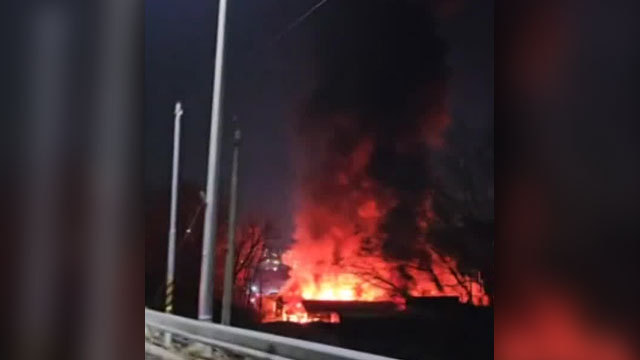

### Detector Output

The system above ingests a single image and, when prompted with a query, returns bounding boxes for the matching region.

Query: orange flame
[269,139,489,323]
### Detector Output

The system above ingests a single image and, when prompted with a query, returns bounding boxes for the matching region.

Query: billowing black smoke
[299,0,450,260]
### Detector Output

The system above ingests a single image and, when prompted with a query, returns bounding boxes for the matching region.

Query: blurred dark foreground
[2,0,143,359]
[495,1,640,359]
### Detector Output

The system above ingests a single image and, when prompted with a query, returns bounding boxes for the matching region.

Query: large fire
[264,139,490,323]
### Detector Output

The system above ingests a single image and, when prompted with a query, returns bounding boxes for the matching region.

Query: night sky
[144,0,493,248]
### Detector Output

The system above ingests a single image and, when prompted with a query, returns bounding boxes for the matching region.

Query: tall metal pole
[198,0,230,321]
[221,126,241,325]
[165,102,183,314]
[164,102,183,346]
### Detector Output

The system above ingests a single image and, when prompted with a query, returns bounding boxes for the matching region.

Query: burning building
[257,1,491,324]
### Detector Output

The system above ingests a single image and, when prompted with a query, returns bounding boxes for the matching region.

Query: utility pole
[221,123,241,325]
[198,0,230,321]
[258,263,264,319]
[164,101,183,347]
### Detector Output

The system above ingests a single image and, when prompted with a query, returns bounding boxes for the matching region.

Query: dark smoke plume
[298,1,450,260]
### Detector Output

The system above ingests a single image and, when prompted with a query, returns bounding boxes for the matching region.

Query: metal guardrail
[145,309,399,360]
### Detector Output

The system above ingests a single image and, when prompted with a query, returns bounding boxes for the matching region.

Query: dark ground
[254,305,493,360]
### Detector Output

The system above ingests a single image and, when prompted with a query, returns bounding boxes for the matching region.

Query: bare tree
[349,243,478,304]
[349,262,411,300]
[427,118,494,299]
[230,222,270,305]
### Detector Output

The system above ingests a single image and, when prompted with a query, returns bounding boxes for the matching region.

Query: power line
[270,0,329,44]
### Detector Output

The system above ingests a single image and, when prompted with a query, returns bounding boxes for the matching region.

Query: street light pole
[198,0,230,321]
[221,125,241,325]
[165,102,183,315]
[164,101,183,346]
